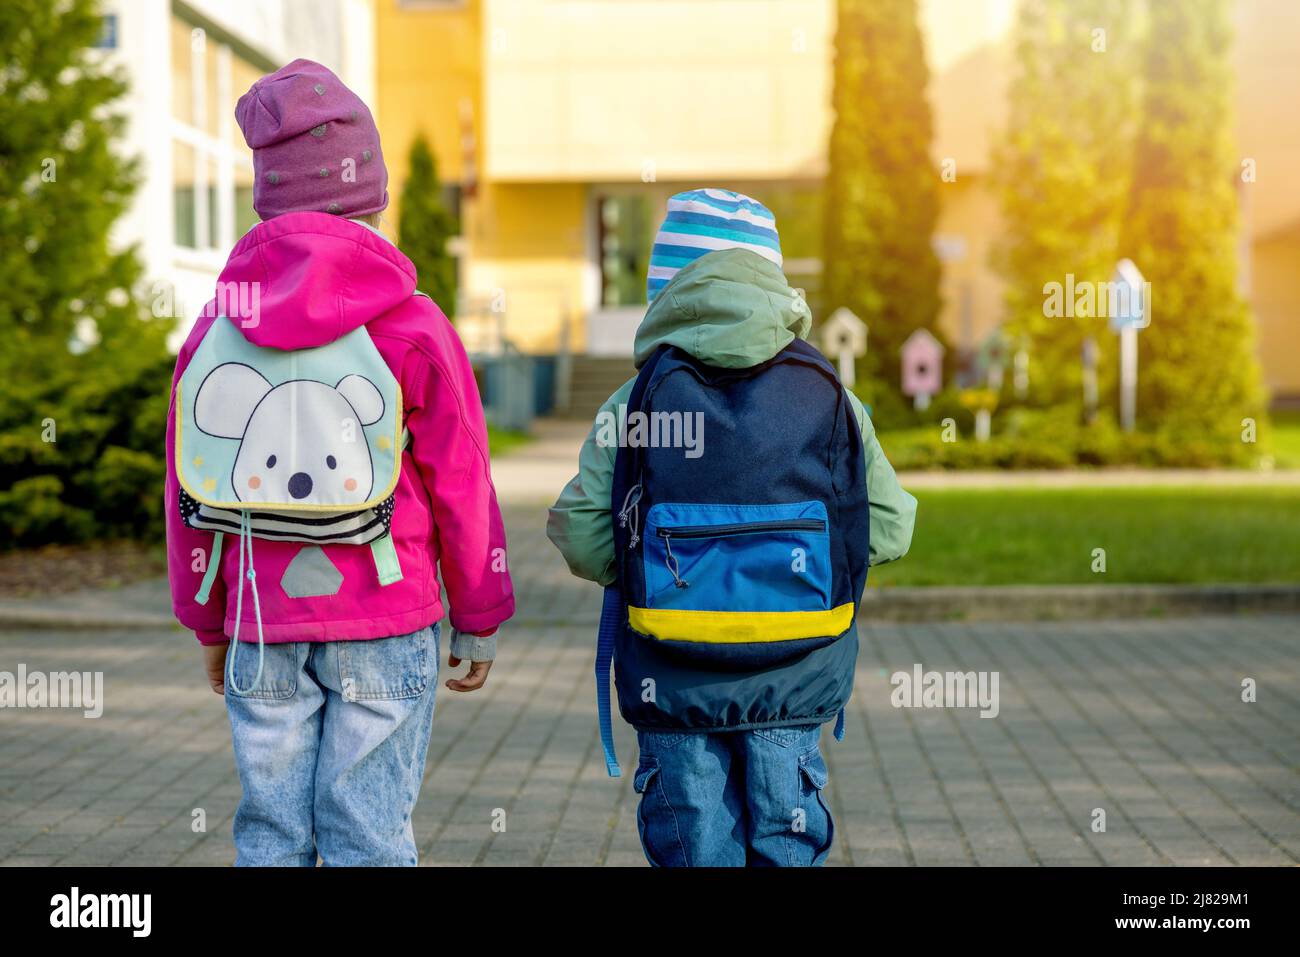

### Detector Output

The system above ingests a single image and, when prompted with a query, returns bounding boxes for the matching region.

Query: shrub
[876,405,1271,471]
[0,0,175,549]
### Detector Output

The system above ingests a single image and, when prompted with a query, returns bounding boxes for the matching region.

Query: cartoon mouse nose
[288,472,313,499]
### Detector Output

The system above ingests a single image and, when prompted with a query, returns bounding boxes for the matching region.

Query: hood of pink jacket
[218,211,417,350]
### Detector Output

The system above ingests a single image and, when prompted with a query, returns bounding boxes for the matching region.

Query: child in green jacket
[547,188,916,866]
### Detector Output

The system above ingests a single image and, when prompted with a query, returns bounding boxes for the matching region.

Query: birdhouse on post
[978,329,1007,392]
[819,307,868,387]
[900,328,944,410]
[1110,258,1149,433]
[1109,259,1149,332]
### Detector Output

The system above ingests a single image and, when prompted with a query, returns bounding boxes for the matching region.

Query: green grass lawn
[1269,411,1300,468]
[486,424,533,457]
[868,486,1300,587]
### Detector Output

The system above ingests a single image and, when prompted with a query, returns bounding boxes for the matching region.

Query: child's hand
[202,643,229,695]
[445,656,493,693]
[445,626,497,692]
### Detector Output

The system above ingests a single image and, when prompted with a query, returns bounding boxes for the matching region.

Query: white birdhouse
[1110,258,1149,332]
[820,307,868,387]
[1110,258,1149,432]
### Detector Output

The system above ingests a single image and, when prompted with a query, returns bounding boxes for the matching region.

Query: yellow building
[374,0,1300,403]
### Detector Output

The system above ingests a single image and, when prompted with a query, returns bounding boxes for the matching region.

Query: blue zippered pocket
[643,502,832,613]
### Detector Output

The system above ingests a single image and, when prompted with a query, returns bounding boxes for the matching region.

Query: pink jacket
[166,212,514,645]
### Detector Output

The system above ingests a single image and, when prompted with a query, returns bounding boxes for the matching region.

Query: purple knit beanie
[235,58,388,220]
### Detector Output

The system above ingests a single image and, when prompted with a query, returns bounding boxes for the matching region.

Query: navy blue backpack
[596,338,870,776]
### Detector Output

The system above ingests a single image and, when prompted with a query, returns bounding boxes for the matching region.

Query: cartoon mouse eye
[266,454,277,468]
[326,455,337,470]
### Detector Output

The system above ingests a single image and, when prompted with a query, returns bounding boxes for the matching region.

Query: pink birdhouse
[901,329,944,395]
[900,328,944,409]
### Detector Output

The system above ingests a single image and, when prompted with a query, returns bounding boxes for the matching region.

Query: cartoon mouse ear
[336,374,385,426]
[195,363,272,439]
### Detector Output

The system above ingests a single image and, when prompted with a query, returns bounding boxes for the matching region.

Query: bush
[0,342,173,549]
[875,404,1271,471]
[0,476,94,543]
[851,381,970,432]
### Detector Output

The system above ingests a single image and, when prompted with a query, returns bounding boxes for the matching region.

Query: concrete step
[560,356,635,419]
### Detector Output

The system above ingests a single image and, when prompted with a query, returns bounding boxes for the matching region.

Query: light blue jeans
[633,723,834,867]
[224,625,438,866]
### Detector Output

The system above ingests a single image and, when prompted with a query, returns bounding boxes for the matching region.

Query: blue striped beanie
[646,188,782,302]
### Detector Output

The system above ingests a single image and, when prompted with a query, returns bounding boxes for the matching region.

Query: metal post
[1013,347,1029,399]
[1119,324,1137,432]
[555,302,572,414]
[837,348,855,389]
[1082,336,1098,424]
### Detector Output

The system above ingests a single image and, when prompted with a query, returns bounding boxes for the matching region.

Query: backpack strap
[597,348,673,777]
[595,585,623,777]
[194,531,225,605]
[368,426,412,587]
[370,534,403,586]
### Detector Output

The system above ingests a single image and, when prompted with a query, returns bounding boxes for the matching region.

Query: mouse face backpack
[595,338,871,776]
[174,314,406,692]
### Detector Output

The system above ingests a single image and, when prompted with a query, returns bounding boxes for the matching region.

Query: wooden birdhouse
[978,328,1007,392]
[1109,258,1149,332]
[819,307,868,386]
[900,328,944,410]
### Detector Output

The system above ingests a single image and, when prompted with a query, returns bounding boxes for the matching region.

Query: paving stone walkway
[1,507,1297,866]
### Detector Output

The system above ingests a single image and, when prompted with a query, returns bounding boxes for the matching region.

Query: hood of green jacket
[632,248,811,369]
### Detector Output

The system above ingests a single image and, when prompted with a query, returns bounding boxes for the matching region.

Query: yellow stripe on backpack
[628,603,854,644]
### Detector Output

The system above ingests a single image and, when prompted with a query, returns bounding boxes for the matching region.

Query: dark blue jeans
[633,724,834,867]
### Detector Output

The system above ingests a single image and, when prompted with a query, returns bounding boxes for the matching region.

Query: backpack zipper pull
[662,532,689,588]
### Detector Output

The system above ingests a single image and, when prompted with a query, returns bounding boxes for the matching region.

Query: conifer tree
[0,0,173,545]
[398,133,459,317]
[1119,0,1263,451]
[823,0,942,391]
[992,0,1137,409]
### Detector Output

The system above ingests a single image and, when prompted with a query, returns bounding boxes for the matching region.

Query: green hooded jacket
[546,248,917,586]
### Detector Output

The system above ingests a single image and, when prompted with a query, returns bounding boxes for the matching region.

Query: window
[173,141,196,248]
[597,194,653,307]
[170,15,263,254]
[96,14,118,49]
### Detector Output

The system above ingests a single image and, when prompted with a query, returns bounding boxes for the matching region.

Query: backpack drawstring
[225,511,265,694]
[617,483,643,550]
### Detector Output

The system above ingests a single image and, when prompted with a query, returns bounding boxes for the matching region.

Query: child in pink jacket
[165,60,514,866]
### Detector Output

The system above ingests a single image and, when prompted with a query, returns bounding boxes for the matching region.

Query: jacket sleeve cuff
[449,595,514,636]
[450,629,497,662]
[195,628,228,646]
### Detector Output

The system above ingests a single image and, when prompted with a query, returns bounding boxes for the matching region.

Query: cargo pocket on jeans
[796,746,834,866]
[633,759,688,868]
